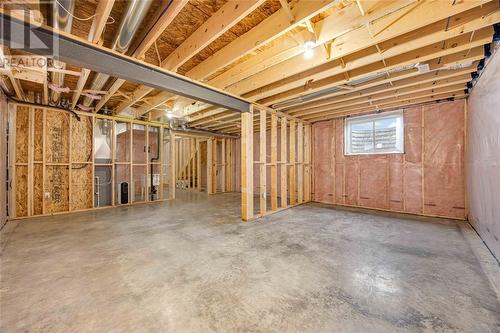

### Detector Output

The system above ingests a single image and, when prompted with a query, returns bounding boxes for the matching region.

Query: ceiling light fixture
[304,40,315,59]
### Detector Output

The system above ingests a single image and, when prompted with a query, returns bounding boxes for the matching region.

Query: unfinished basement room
[1,0,499,332]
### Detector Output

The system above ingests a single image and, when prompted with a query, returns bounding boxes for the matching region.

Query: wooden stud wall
[9,103,232,219]
[168,134,237,195]
[241,105,312,221]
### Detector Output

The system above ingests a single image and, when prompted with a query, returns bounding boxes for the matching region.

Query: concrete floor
[1,191,499,333]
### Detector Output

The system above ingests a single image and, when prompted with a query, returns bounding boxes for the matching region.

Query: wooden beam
[189,6,495,127]
[280,117,287,208]
[186,0,335,81]
[212,139,217,193]
[0,47,24,100]
[71,0,115,109]
[303,83,468,121]
[196,138,201,191]
[245,28,494,105]
[355,0,365,16]
[116,0,265,114]
[169,129,176,199]
[289,119,297,205]
[278,0,295,23]
[241,106,254,221]
[270,113,278,210]
[201,0,414,93]
[309,89,467,122]
[292,72,473,118]
[95,1,188,112]
[304,124,311,202]
[223,1,494,99]
[259,109,266,215]
[284,65,478,114]
[297,121,303,204]
[207,138,213,194]
[164,0,265,71]
[135,91,175,116]
[131,1,189,58]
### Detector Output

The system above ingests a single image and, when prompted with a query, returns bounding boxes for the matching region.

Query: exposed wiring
[6,96,81,121]
[55,0,115,24]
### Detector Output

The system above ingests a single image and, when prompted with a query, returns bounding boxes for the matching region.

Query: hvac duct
[83,0,153,106]
[50,0,75,104]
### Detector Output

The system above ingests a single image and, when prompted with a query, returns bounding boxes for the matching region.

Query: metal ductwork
[50,0,75,104]
[83,0,153,106]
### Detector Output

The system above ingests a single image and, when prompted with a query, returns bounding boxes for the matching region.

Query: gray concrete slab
[1,191,499,332]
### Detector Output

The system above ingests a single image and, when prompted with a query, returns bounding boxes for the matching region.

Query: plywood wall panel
[45,110,69,163]
[33,164,44,215]
[71,164,93,211]
[71,115,93,163]
[34,109,44,162]
[45,165,69,213]
[15,166,28,217]
[15,106,29,163]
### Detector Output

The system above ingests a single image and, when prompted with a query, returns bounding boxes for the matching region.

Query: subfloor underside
[1,191,499,332]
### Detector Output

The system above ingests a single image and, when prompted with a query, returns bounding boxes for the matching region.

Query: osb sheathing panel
[423,102,465,218]
[71,164,93,211]
[33,163,43,215]
[45,110,69,163]
[45,165,69,213]
[312,101,466,219]
[34,109,43,162]
[71,115,92,163]
[179,1,282,74]
[15,166,28,217]
[15,106,29,163]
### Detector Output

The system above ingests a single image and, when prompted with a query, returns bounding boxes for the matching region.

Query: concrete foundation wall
[312,100,466,219]
[466,50,500,259]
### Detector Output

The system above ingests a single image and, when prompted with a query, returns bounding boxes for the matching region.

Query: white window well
[345,111,404,155]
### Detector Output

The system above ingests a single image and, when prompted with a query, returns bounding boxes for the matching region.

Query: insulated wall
[466,50,500,259]
[8,104,180,218]
[312,100,466,219]
[0,91,6,224]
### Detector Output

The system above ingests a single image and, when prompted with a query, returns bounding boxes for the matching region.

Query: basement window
[345,111,404,155]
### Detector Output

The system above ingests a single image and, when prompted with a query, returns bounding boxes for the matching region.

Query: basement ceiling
[1,0,498,135]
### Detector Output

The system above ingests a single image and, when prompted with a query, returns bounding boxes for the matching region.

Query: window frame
[344,110,404,156]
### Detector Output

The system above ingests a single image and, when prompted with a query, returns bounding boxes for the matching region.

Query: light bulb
[304,47,314,59]
[304,40,315,59]
[166,111,173,119]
